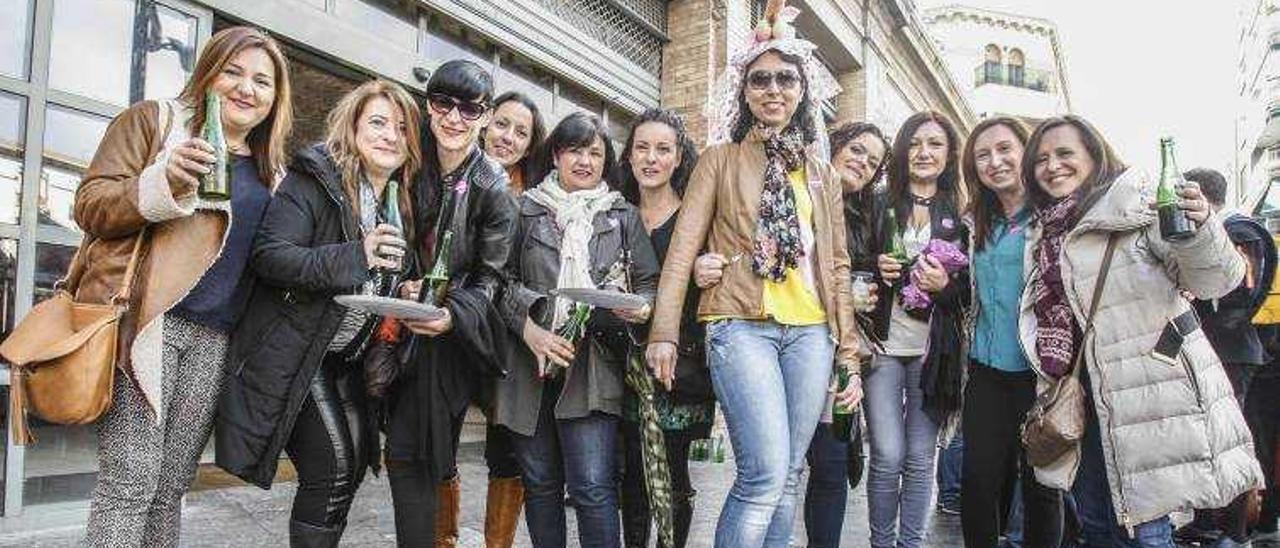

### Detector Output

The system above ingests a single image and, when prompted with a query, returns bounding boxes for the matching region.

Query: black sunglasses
[428,93,488,121]
[746,70,802,91]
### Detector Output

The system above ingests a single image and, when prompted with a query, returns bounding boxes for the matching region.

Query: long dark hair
[618,109,699,205]
[730,49,818,144]
[1022,115,1127,220]
[962,116,1030,251]
[531,112,617,186]
[829,120,889,207]
[886,111,965,221]
[484,91,546,184]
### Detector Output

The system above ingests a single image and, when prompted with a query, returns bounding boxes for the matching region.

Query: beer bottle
[1157,137,1194,241]
[198,91,231,201]
[886,207,910,265]
[420,230,453,307]
[376,180,404,295]
[832,367,855,442]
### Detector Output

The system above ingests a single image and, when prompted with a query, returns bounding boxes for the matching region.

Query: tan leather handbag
[0,233,146,444]
[1022,233,1118,468]
[0,101,169,445]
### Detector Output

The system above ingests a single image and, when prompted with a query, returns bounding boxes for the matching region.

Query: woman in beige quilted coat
[1017,115,1263,547]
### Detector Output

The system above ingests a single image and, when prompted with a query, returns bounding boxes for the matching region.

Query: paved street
[0,440,969,547]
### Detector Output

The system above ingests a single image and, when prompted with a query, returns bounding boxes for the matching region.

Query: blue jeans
[706,319,835,548]
[511,386,621,548]
[937,434,964,510]
[804,422,849,548]
[1071,376,1173,548]
[864,354,940,548]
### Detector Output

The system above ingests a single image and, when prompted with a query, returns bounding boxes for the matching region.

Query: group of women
[69,13,1263,548]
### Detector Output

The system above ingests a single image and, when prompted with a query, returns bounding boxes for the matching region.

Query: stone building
[1238,0,1280,215]
[923,4,1072,126]
[0,0,971,519]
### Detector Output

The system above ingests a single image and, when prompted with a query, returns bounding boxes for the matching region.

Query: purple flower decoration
[901,239,969,311]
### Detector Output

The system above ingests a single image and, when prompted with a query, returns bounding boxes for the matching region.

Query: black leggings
[386,459,439,547]
[960,363,1063,548]
[285,354,368,528]
[620,421,698,548]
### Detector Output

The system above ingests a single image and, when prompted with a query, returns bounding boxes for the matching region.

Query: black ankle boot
[289,519,344,548]
[663,490,695,548]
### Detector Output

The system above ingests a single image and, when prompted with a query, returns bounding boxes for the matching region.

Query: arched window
[1008,48,1026,87]
[983,44,1003,85]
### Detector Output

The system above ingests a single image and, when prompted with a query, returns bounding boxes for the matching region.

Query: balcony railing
[974,63,1056,93]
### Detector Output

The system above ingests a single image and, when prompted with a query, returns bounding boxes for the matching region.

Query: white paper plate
[550,288,648,310]
[333,295,446,321]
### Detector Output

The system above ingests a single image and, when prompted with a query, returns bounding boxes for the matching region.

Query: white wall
[927,14,1069,120]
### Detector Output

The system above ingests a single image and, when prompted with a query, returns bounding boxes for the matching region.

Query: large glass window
[41,105,110,232]
[336,0,419,52]
[0,239,17,340]
[1,0,32,80]
[49,0,199,107]
[0,92,25,226]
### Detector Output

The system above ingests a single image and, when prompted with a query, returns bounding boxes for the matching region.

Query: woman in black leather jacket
[380,59,519,547]
[216,79,420,547]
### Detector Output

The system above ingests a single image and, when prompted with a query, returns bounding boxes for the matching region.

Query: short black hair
[1184,167,1228,207]
[426,59,493,105]
[618,108,699,204]
[531,112,616,185]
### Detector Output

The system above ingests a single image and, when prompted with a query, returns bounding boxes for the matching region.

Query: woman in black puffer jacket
[216,79,421,547]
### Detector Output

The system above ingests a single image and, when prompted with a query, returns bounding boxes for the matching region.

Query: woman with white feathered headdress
[645,1,862,546]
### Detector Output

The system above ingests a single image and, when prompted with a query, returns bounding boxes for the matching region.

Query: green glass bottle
[198,91,231,201]
[1156,137,1194,241]
[832,367,855,442]
[886,207,910,264]
[376,181,404,295]
[420,230,453,307]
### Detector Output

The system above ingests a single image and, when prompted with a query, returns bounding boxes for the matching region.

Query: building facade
[1237,0,1280,216]
[923,4,1072,125]
[0,0,971,518]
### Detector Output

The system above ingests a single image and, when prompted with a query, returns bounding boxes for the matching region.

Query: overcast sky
[917,0,1242,183]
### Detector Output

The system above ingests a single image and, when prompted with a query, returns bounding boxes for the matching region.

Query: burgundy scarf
[1032,194,1081,379]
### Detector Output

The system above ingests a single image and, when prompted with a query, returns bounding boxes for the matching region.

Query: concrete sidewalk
[0,440,972,547]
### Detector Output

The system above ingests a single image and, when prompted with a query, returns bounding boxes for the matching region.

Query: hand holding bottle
[877,253,904,283]
[165,138,217,197]
[363,224,405,271]
[1148,180,1210,226]
[523,317,575,371]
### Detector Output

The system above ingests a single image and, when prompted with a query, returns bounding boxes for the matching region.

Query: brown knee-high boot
[434,477,461,548]
[484,476,525,548]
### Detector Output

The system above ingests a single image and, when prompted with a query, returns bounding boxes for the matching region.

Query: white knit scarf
[524,171,621,330]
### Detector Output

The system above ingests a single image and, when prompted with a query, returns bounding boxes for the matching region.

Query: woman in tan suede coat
[73,27,293,547]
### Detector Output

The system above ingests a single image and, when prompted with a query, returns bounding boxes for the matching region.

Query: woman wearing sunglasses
[646,4,860,545]
[381,59,518,546]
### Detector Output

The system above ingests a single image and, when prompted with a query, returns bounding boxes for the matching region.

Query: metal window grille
[531,0,667,76]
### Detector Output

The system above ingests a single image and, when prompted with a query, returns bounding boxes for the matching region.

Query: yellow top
[704,169,828,325]
[762,169,827,325]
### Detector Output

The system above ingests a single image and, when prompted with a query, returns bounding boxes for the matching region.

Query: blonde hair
[324,79,422,240]
[179,26,293,185]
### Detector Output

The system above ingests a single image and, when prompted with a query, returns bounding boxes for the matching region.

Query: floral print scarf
[752,124,809,281]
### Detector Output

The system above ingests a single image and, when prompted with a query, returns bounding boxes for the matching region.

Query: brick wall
[660,0,721,148]
[836,70,867,124]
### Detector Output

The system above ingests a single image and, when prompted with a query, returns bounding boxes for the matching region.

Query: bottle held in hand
[1156,137,1194,241]
[198,91,231,202]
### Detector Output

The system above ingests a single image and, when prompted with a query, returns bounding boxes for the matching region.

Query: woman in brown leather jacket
[644,6,860,546]
[73,27,293,547]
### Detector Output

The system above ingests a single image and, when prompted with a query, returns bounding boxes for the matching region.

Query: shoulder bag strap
[1070,233,1120,378]
[64,100,172,298]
